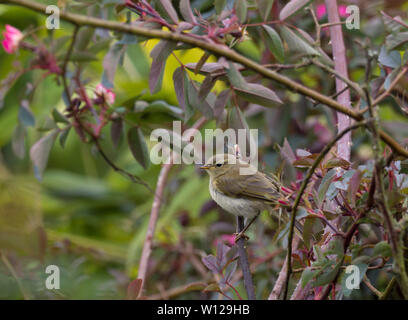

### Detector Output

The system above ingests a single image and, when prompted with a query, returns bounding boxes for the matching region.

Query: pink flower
[338,5,348,17]
[2,24,23,54]
[316,4,348,20]
[94,84,115,105]
[213,234,235,247]
[316,4,327,20]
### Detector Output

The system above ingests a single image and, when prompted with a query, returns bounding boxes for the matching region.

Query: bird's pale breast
[209,182,264,219]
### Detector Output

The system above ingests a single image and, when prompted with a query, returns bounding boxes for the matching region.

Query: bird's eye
[216,163,222,167]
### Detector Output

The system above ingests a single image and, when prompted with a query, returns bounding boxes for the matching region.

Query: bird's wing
[215,171,280,203]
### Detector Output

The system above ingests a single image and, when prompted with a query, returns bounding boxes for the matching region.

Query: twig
[380,11,408,30]
[137,117,206,297]
[146,281,207,300]
[268,236,300,300]
[312,59,365,99]
[371,67,408,107]
[282,120,371,300]
[137,157,174,297]
[359,67,408,114]
[236,216,256,300]
[379,276,396,300]
[363,275,382,298]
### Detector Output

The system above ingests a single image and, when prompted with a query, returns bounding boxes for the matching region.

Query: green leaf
[69,51,98,62]
[52,108,69,124]
[263,25,284,63]
[280,26,320,56]
[19,100,35,127]
[385,32,408,51]
[301,267,318,288]
[325,238,344,258]
[235,83,282,106]
[279,0,312,21]
[227,62,282,106]
[341,264,368,297]
[379,46,401,68]
[30,129,59,181]
[303,216,315,249]
[257,0,274,21]
[235,0,248,23]
[314,260,341,287]
[318,169,337,204]
[215,0,227,14]
[12,122,26,159]
[128,127,150,170]
[59,126,71,149]
[373,241,392,258]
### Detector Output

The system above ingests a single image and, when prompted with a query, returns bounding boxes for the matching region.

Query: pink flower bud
[94,84,116,105]
[280,186,293,194]
[2,24,23,54]
[278,199,289,206]
[316,4,349,20]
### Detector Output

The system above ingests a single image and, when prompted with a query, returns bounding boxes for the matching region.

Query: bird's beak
[200,165,210,170]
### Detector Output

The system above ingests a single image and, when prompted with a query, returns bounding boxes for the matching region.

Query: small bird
[200,153,283,242]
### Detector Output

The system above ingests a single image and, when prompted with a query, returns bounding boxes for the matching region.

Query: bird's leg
[234,212,260,243]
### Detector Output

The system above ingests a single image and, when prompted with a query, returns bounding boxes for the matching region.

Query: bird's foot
[234,232,249,243]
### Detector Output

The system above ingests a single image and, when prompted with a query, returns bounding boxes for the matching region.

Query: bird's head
[200,153,249,178]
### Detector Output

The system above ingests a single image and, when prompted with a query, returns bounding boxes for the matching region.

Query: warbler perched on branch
[200,153,294,242]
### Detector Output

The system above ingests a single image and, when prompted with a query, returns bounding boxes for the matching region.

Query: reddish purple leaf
[111,118,123,148]
[202,254,221,274]
[160,0,179,24]
[180,0,197,23]
[150,40,177,94]
[127,278,143,300]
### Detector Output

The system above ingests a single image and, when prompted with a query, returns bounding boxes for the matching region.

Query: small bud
[2,25,23,54]
[94,84,115,105]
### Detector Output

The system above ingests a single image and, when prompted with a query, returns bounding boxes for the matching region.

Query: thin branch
[3,0,408,158]
[379,276,396,300]
[380,11,408,30]
[236,216,256,300]
[137,157,174,297]
[282,120,371,300]
[137,117,207,297]
[363,275,382,298]
[146,281,207,300]
[312,58,365,99]
[371,67,408,107]
[268,236,300,300]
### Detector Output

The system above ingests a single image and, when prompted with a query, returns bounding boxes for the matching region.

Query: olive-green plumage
[201,154,281,219]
